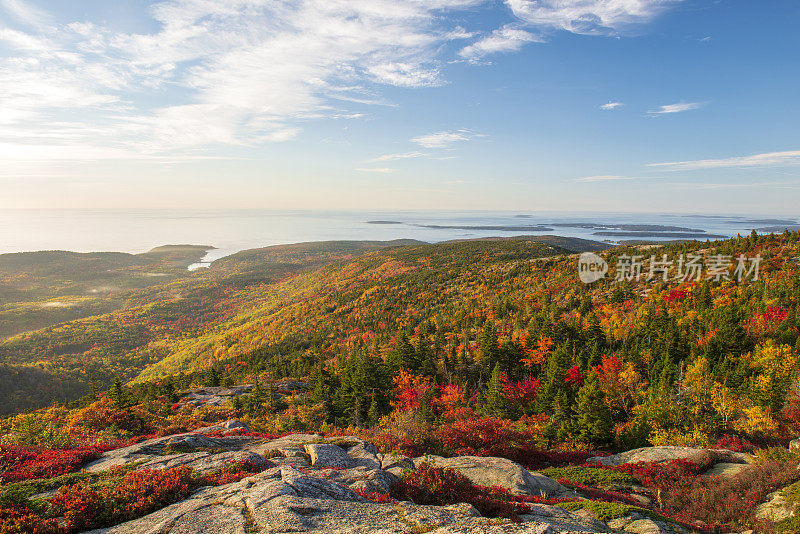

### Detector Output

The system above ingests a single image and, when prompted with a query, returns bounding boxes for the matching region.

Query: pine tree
[109,377,128,409]
[484,363,508,417]
[571,370,613,447]
[367,393,381,426]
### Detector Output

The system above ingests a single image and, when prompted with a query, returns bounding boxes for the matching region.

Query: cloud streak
[411,129,479,148]
[648,150,800,171]
[647,102,705,115]
[459,25,542,60]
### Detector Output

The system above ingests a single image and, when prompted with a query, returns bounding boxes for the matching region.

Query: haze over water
[1,209,795,266]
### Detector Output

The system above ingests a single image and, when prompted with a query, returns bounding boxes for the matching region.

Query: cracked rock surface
[77,422,682,534]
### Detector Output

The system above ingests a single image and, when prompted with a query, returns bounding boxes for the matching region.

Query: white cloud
[459,25,541,60]
[0,0,489,155]
[411,129,478,148]
[600,101,624,110]
[648,150,800,171]
[647,102,704,115]
[368,151,429,162]
[356,167,397,173]
[0,0,51,26]
[574,175,637,182]
[506,0,681,36]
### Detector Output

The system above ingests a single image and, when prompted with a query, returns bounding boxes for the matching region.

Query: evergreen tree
[109,377,128,409]
[570,370,613,447]
[484,363,508,417]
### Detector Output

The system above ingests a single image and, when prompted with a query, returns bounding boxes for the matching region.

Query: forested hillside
[3,232,800,532]
[0,240,425,414]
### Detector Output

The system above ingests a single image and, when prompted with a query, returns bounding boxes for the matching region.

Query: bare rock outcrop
[411,455,574,498]
[587,446,749,467]
[75,425,652,534]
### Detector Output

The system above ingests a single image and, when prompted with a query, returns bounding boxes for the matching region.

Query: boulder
[520,504,611,533]
[607,512,688,534]
[756,483,799,522]
[790,438,800,452]
[83,431,258,473]
[411,456,573,498]
[701,462,750,478]
[587,446,749,467]
[305,443,354,468]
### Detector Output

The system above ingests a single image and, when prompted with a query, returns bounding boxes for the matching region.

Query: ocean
[0,209,796,268]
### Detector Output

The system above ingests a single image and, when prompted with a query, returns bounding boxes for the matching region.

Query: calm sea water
[0,209,795,268]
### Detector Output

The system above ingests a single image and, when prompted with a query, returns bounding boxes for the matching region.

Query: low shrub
[714,434,756,453]
[0,445,100,483]
[750,446,800,466]
[0,504,60,534]
[540,466,637,488]
[352,488,393,503]
[195,459,265,486]
[50,466,195,532]
[432,417,594,469]
[391,462,477,507]
[392,462,576,520]
[555,500,675,525]
[613,459,706,489]
[556,478,644,507]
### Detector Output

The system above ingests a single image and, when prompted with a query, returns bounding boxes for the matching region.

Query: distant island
[594,231,727,238]
[551,223,705,232]
[366,220,403,225]
[415,224,553,231]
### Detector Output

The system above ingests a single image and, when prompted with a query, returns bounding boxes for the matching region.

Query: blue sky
[1,0,798,214]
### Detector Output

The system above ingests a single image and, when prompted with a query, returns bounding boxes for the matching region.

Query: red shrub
[352,488,393,503]
[0,504,60,534]
[665,461,800,531]
[196,459,266,486]
[392,462,478,507]
[613,459,705,489]
[50,466,195,532]
[368,432,421,457]
[392,463,577,520]
[714,435,756,453]
[433,416,595,470]
[0,445,100,483]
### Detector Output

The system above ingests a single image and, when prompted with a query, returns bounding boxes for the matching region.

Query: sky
[1,0,799,214]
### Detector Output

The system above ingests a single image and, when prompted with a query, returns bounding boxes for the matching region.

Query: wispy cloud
[0,0,490,157]
[648,150,800,171]
[574,175,638,183]
[368,151,429,162]
[600,101,624,110]
[506,0,682,36]
[647,102,705,115]
[411,129,479,149]
[0,0,51,26]
[355,167,397,174]
[459,25,542,60]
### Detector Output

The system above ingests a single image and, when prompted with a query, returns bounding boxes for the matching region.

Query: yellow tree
[748,341,799,411]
